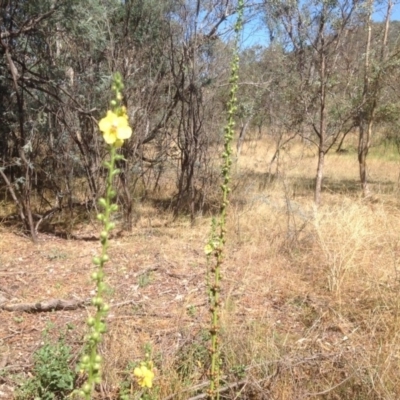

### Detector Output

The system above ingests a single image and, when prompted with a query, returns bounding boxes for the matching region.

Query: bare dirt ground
[0,208,323,399]
[0,215,213,397]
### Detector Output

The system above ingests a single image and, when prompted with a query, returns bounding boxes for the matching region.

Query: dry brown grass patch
[2,135,400,398]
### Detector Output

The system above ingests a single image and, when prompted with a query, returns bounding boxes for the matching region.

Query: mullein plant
[75,73,148,399]
[133,348,155,399]
[204,2,244,399]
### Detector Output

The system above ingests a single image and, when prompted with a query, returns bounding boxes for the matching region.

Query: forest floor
[2,136,400,399]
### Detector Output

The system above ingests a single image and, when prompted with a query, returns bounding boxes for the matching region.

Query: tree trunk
[358,121,371,197]
[357,0,391,197]
[315,39,327,206]
[314,149,325,205]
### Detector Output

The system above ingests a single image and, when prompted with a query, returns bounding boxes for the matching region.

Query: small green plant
[117,361,136,400]
[16,330,74,400]
[176,330,209,380]
[229,364,246,380]
[186,304,197,318]
[138,270,152,288]
[46,248,68,261]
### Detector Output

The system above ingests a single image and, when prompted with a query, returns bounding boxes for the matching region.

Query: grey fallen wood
[0,298,90,312]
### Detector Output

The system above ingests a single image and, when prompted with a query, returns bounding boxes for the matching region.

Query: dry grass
[2,135,400,399]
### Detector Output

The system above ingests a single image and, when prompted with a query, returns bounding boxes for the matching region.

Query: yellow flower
[133,364,154,388]
[98,110,132,146]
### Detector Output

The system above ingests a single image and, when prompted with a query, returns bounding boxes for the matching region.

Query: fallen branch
[0,298,90,312]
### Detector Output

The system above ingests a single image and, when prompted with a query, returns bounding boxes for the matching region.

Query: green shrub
[16,330,75,400]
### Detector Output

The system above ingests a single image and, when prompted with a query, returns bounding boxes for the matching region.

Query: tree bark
[314,30,327,206]
[315,149,325,205]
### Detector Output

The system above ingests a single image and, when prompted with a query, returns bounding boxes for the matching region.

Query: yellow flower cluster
[133,364,154,388]
[98,110,132,147]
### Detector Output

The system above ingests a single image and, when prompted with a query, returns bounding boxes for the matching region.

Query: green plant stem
[80,146,118,399]
[77,72,128,399]
[208,2,243,399]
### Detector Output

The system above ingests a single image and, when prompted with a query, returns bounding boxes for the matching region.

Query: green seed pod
[93,363,101,372]
[97,213,104,221]
[95,355,103,363]
[98,198,107,208]
[92,297,103,306]
[102,304,110,312]
[93,257,101,266]
[82,383,92,394]
[82,355,90,364]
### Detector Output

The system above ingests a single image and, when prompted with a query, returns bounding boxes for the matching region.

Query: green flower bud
[98,198,107,208]
[93,363,101,372]
[92,297,103,306]
[91,331,101,342]
[102,304,110,312]
[93,257,101,266]
[81,355,90,364]
[82,383,92,394]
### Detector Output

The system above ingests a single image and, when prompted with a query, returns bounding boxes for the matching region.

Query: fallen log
[0,298,90,313]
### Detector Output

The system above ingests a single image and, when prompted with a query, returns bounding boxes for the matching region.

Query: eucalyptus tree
[354,0,399,197]
[163,0,241,221]
[236,43,307,175]
[0,0,70,241]
[235,45,269,156]
[264,0,362,204]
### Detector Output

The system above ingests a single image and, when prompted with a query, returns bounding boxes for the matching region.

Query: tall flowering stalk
[205,2,244,399]
[77,73,132,399]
